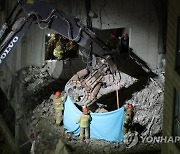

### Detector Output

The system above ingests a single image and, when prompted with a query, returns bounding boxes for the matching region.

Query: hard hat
[55,91,61,96]
[128,104,133,109]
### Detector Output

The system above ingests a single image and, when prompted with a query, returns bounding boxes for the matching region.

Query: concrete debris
[25,98,55,152]
[20,65,53,92]
[10,65,53,97]
[119,72,138,88]
[124,69,164,137]
[8,64,164,153]
[25,96,126,153]
[25,69,163,153]
[9,65,68,123]
[8,65,55,126]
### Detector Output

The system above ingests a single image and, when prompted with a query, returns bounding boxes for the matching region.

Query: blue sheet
[63,96,124,142]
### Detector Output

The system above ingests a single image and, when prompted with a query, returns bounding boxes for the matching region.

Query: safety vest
[53,46,63,59]
[53,97,64,110]
[79,114,90,128]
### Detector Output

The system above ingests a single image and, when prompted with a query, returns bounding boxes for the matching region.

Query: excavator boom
[0,0,156,107]
[0,0,154,80]
[0,0,117,71]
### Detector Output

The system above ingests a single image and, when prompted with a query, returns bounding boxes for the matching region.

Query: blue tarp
[63,96,124,142]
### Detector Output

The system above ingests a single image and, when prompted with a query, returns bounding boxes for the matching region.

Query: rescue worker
[66,40,77,51]
[123,103,134,135]
[77,106,91,141]
[64,40,78,59]
[53,44,64,59]
[106,32,118,49]
[46,33,57,59]
[120,33,129,53]
[53,91,66,125]
[53,37,65,60]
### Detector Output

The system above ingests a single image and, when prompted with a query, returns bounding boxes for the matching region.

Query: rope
[115,81,119,109]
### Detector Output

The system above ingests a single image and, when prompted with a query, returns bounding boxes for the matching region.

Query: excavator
[0,0,154,107]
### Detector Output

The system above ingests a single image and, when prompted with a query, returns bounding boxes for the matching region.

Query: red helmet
[128,104,133,109]
[55,91,61,97]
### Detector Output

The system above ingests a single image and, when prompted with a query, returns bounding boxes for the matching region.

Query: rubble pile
[119,72,138,88]
[23,66,52,92]
[26,95,161,153]
[9,65,67,121]
[10,65,53,105]
[8,64,164,153]
[124,71,164,136]
[10,65,53,94]
[25,70,163,153]
[25,94,126,153]
[26,97,62,153]
[67,139,160,154]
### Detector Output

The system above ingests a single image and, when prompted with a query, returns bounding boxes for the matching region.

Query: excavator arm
[0,1,34,65]
[0,0,117,72]
[0,0,154,79]
[0,0,156,107]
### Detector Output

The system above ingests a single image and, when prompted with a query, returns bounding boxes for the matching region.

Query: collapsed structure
[6,63,164,153]
[0,0,165,153]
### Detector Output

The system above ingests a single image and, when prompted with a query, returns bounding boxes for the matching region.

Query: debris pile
[26,94,161,153]
[24,97,124,153]
[124,71,164,136]
[119,72,138,88]
[24,69,164,153]
[26,97,62,153]
[9,65,67,122]
[8,64,164,153]
[24,66,52,92]
[11,65,53,94]
[10,65,52,102]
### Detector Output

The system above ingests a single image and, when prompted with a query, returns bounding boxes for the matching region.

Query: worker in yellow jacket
[53,37,66,60]
[53,91,66,125]
[53,44,64,60]
[77,106,91,140]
